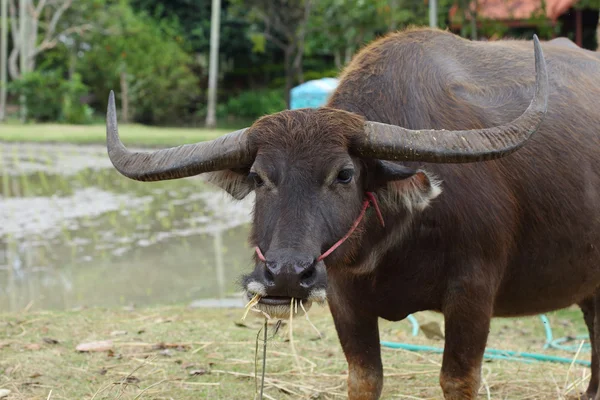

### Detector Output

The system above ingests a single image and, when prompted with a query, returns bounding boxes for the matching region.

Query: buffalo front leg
[578,296,598,399]
[440,284,494,399]
[329,299,383,400]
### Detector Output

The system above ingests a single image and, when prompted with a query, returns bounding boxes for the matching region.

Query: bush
[221,89,287,119]
[79,3,200,125]
[269,68,339,89]
[8,70,93,124]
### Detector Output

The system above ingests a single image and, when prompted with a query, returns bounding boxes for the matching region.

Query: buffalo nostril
[300,265,317,287]
[264,267,275,285]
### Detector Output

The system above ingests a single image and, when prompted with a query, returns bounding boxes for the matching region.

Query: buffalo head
[105,37,548,319]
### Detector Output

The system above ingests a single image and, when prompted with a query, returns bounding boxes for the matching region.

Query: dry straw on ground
[0,303,593,399]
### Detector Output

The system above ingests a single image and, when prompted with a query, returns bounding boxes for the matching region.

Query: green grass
[0,122,235,147]
[0,304,593,399]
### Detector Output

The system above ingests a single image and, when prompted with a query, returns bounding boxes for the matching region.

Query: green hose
[381,314,591,367]
[540,314,591,353]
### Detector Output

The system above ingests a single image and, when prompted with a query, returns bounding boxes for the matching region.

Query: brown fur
[208,28,600,399]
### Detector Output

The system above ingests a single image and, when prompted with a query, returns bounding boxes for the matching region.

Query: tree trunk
[284,47,292,109]
[344,45,353,65]
[7,0,78,80]
[292,0,312,86]
[68,41,77,80]
[459,0,468,37]
[334,50,341,69]
[25,0,36,72]
[470,12,477,40]
[296,63,304,84]
[205,0,221,128]
[597,12,600,50]
[390,0,399,31]
[429,0,438,28]
[1,0,8,121]
[19,0,27,122]
[293,45,304,84]
[8,47,18,80]
[120,69,129,124]
[470,0,478,40]
[8,0,20,80]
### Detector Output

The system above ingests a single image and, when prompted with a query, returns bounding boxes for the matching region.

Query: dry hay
[0,305,593,399]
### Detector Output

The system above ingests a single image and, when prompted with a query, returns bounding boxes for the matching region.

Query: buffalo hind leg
[329,299,383,400]
[578,296,598,400]
[440,283,493,399]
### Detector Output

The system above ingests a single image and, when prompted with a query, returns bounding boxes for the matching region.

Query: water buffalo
[105,28,600,399]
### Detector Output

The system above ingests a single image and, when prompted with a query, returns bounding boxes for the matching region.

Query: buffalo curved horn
[357,34,549,163]
[106,91,253,182]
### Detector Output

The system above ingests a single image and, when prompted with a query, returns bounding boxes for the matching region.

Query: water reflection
[0,143,254,312]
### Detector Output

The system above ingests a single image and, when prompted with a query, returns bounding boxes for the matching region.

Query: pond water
[0,142,255,312]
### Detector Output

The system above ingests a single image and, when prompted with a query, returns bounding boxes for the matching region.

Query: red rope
[254,192,384,263]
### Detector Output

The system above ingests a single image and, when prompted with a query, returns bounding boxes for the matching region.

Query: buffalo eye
[336,169,354,184]
[249,172,264,187]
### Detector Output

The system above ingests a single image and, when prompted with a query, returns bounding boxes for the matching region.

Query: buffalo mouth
[243,289,327,320]
[258,296,304,306]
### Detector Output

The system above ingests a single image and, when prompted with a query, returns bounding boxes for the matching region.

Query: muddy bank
[0,143,254,311]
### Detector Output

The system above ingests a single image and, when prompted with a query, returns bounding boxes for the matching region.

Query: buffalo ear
[205,168,254,200]
[366,160,442,213]
[366,160,418,190]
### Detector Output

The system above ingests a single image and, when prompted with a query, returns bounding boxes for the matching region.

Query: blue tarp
[290,78,339,110]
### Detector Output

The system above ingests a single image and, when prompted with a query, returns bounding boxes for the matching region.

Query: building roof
[449,0,578,23]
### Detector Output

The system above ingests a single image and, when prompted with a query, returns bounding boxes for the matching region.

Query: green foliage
[8,71,62,122]
[219,89,287,119]
[8,70,93,124]
[11,0,585,127]
[573,0,600,9]
[78,2,200,125]
[249,32,267,53]
[61,74,95,125]
[129,0,258,76]
[302,69,339,81]
[305,0,436,66]
[268,68,339,88]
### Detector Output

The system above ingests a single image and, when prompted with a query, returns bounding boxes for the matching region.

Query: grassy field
[0,303,593,400]
[0,122,236,147]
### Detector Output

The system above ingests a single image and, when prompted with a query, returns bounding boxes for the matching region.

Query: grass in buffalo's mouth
[0,303,593,399]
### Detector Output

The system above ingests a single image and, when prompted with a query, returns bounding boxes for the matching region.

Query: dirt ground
[0,303,593,399]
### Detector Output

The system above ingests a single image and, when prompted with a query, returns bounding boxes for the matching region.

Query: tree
[0,0,7,121]
[459,0,478,40]
[231,0,313,108]
[79,1,199,125]
[307,0,422,70]
[7,0,92,80]
[129,0,258,77]
[206,0,221,128]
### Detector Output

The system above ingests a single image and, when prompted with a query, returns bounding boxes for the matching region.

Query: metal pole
[429,0,438,28]
[0,0,7,121]
[205,0,221,128]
